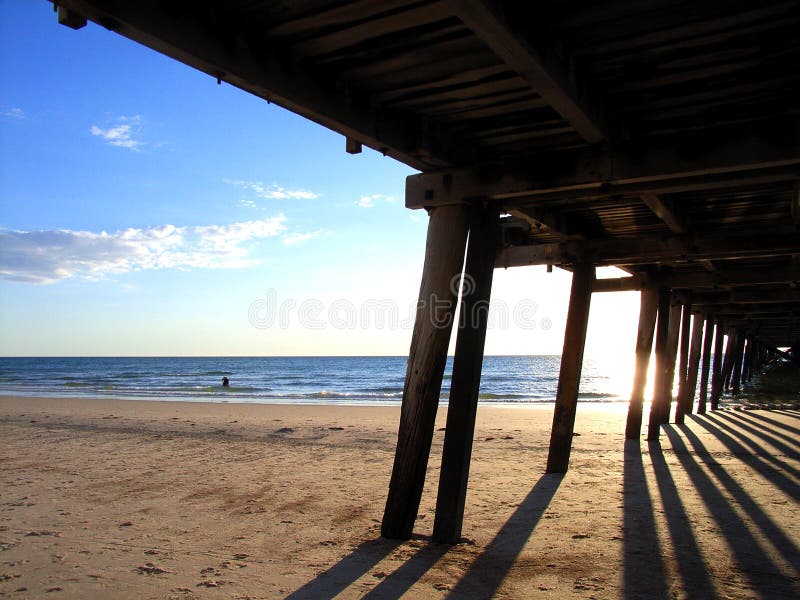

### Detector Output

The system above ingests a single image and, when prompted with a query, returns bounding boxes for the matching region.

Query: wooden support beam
[266,0,419,37]
[433,204,500,545]
[710,322,726,410]
[345,137,362,154]
[694,288,800,305]
[639,192,719,272]
[288,2,451,58]
[661,299,683,424]
[511,165,800,207]
[592,275,648,293]
[382,204,469,540]
[58,6,87,29]
[593,267,800,293]
[405,117,800,209]
[678,312,705,423]
[507,207,583,242]
[495,231,800,269]
[674,303,692,423]
[648,289,672,440]
[640,192,685,233]
[701,303,800,316]
[546,263,594,473]
[592,265,800,293]
[56,0,451,171]
[449,0,607,144]
[697,316,714,415]
[625,288,659,440]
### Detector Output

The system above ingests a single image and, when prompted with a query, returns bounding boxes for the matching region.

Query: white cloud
[3,107,26,120]
[356,193,395,208]
[282,231,321,245]
[90,115,143,150]
[227,179,319,201]
[0,216,287,284]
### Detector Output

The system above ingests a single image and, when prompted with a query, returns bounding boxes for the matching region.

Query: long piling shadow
[663,426,799,596]
[285,537,401,599]
[772,409,800,420]
[708,412,800,480]
[693,414,800,496]
[647,440,717,597]
[678,421,800,571]
[445,472,564,599]
[717,410,800,453]
[741,410,800,437]
[361,541,449,599]
[623,440,669,600]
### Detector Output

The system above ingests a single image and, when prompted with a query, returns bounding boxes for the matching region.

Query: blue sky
[0,1,640,362]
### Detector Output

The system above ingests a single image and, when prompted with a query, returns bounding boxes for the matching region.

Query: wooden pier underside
[54,0,800,542]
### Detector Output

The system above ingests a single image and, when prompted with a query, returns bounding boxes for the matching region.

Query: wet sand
[1,396,798,599]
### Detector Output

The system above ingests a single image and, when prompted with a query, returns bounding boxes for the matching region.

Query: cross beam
[449,0,608,144]
[591,265,800,292]
[496,232,800,269]
[406,117,800,209]
[56,0,454,171]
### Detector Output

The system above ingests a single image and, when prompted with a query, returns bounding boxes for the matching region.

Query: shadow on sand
[622,440,670,600]
[445,472,563,598]
[289,412,799,598]
[663,422,799,597]
[645,439,717,598]
[286,473,563,599]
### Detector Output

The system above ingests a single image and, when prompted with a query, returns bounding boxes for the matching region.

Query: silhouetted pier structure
[55,0,800,543]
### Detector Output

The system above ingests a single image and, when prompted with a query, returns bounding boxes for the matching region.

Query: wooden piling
[721,330,738,392]
[697,316,714,414]
[381,203,469,540]
[710,322,725,410]
[677,311,704,423]
[545,262,594,473]
[625,288,659,440]
[660,299,683,424]
[433,205,500,544]
[674,303,692,423]
[731,335,745,395]
[647,289,672,440]
[741,338,753,383]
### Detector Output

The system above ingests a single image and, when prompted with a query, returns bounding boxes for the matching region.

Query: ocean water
[0,356,630,405]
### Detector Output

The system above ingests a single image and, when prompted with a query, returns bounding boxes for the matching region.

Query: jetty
[53,0,800,544]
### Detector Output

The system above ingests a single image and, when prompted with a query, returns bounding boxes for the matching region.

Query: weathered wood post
[433,204,500,544]
[741,337,753,384]
[710,324,726,410]
[625,288,659,440]
[697,316,714,414]
[674,303,692,423]
[660,298,683,424]
[647,289,672,440]
[382,204,469,540]
[731,335,745,395]
[677,311,704,423]
[721,329,739,392]
[546,262,594,473]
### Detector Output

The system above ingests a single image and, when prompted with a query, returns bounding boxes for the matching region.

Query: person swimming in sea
[222,376,229,388]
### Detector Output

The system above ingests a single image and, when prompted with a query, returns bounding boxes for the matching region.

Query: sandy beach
[0,396,798,599]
